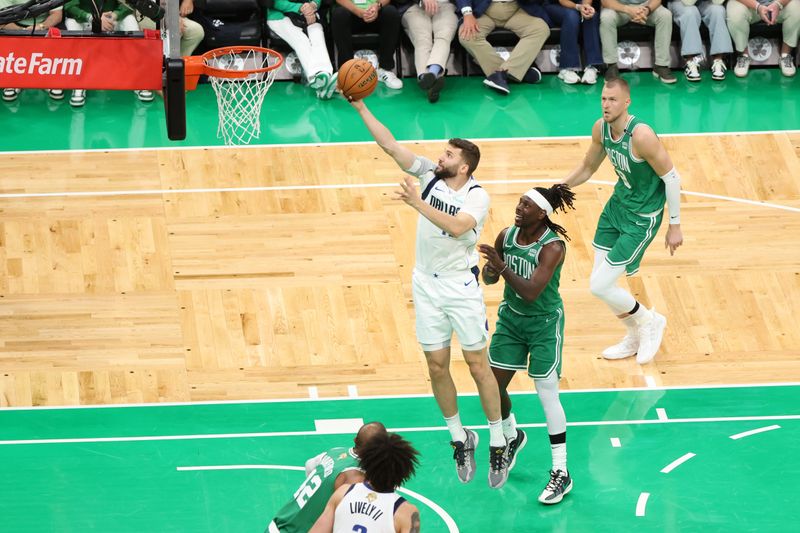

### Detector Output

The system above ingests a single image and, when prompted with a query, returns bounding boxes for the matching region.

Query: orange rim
[184,46,284,90]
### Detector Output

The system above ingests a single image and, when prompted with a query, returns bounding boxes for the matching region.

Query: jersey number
[615,168,632,189]
[352,526,367,533]
[293,473,322,509]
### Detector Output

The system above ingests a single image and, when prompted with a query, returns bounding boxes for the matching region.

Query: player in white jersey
[310,432,420,533]
[348,99,508,488]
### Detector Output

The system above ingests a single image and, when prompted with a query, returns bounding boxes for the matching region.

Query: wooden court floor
[1,133,799,406]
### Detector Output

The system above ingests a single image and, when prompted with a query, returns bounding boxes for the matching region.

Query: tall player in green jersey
[267,422,387,533]
[478,184,577,504]
[563,77,684,365]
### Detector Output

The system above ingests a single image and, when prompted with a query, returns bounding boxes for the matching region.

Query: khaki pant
[726,0,800,52]
[458,2,550,80]
[600,6,673,67]
[139,16,204,56]
[402,2,458,75]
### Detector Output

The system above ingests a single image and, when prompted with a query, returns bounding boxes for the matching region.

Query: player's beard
[434,165,457,179]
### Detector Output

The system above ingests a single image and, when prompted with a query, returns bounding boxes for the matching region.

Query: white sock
[444,413,467,443]
[488,418,505,447]
[621,315,639,337]
[502,414,517,441]
[630,304,653,327]
[551,442,567,472]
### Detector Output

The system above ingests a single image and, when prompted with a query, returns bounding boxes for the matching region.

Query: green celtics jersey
[602,115,666,215]
[501,226,564,316]
[272,447,360,533]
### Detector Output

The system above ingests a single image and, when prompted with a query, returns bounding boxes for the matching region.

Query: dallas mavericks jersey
[405,156,490,274]
[333,482,405,533]
[601,115,666,215]
[501,226,564,316]
[271,447,360,533]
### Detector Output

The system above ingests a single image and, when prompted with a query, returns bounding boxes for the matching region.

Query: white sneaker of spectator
[557,69,580,84]
[2,88,21,102]
[377,68,403,90]
[684,56,701,82]
[733,55,750,78]
[48,89,65,100]
[711,58,726,81]
[581,66,598,85]
[70,89,86,108]
[136,90,155,102]
[780,54,796,77]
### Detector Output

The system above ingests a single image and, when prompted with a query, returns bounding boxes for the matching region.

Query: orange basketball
[337,59,378,101]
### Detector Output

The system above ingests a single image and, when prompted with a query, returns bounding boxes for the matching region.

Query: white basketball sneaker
[602,334,639,360]
[635,309,667,364]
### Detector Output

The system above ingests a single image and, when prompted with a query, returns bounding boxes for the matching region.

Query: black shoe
[427,75,445,103]
[652,65,677,84]
[604,63,620,81]
[521,65,542,84]
[505,429,528,472]
[538,469,573,505]
[418,72,436,91]
[483,71,510,95]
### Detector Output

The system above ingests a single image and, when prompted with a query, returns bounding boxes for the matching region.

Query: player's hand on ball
[394,175,421,208]
[665,225,683,256]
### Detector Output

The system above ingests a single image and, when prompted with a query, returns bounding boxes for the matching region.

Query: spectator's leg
[503,11,550,81]
[600,8,627,65]
[646,6,673,67]
[581,7,604,67]
[430,2,458,72]
[116,14,140,32]
[777,0,800,54]
[546,4,580,70]
[331,5,356,68]
[180,17,205,56]
[268,18,319,84]
[376,4,402,70]
[402,4,434,75]
[458,12,501,76]
[725,0,755,54]
[307,23,334,76]
[669,1,703,58]
[65,18,90,106]
[699,1,733,57]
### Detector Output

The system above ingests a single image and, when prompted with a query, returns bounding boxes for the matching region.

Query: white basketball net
[204,49,280,146]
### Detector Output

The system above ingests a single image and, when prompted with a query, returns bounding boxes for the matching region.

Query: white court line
[610,438,621,448]
[660,452,696,474]
[175,464,459,532]
[307,387,318,399]
[656,408,669,421]
[729,424,782,440]
[347,385,358,398]
[1,414,798,446]
[644,376,657,388]
[2,179,800,213]
[1,128,798,156]
[636,492,650,517]
[1,381,798,411]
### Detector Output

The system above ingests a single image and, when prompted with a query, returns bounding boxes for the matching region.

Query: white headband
[524,188,554,215]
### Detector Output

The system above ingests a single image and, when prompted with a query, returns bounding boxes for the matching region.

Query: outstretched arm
[562,120,606,188]
[349,99,416,171]
[633,126,683,256]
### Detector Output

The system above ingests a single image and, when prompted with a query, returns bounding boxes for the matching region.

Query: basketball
[337,59,378,101]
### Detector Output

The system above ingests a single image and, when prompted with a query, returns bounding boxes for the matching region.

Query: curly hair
[358,432,420,493]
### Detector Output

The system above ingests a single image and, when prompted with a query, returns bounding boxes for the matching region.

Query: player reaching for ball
[347,98,509,489]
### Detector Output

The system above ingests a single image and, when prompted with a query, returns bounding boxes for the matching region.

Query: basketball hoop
[185,46,283,146]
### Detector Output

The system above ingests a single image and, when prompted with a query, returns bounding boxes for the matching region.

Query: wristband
[461,6,473,15]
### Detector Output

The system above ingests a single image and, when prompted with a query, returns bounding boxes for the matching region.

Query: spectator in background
[267,0,338,99]
[727,0,800,77]
[457,0,551,95]
[669,0,732,81]
[64,0,154,106]
[544,0,603,84]
[600,0,677,83]
[0,0,65,102]
[138,0,204,57]
[332,0,405,89]
[401,0,458,102]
